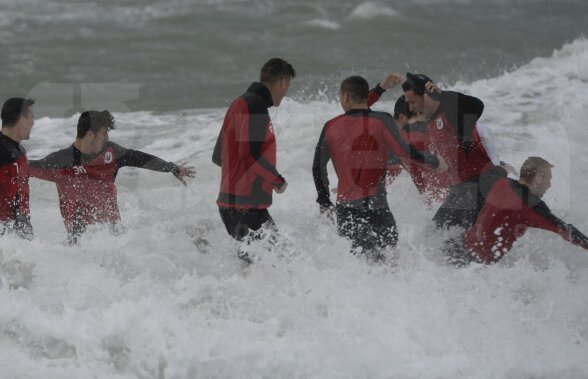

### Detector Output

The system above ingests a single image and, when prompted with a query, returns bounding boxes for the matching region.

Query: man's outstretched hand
[174,162,196,185]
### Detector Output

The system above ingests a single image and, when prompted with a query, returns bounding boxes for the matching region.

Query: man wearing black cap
[402,72,493,230]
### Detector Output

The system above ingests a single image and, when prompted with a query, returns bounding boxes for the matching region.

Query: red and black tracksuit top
[0,133,33,238]
[426,91,492,185]
[368,86,451,202]
[464,176,588,264]
[312,108,440,209]
[29,142,179,238]
[212,82,285,209]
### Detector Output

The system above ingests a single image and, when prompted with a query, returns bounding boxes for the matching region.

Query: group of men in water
[0,100,195,244]
[2,57,588,266]
[212,58,588,265]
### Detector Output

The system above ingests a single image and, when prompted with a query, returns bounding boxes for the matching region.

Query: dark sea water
[1,0,586,114]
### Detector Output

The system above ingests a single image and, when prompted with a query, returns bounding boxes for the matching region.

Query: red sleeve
[367,84,386,108]
[0,163,19,220]
[28,164,61,182]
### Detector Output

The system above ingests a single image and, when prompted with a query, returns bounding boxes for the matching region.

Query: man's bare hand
[173,162,196,185]
[380,73,404,90]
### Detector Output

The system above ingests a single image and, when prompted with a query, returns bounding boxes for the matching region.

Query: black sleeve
[441,91,485,150]
[248,110,282,180]
[312,125,333,208]
[116,147,178,174]
[568,225,588,249]
[212,129,222,167]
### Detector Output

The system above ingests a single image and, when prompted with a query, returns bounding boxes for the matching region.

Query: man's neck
[0,127,21,143]
[344,102,369,112]
[73,139,91,154]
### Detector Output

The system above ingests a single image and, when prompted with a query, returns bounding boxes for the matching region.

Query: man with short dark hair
[402,72,494,229]
[458,157,588,264]
[29,110,195,244]
[212,58,295,261]
[313,76,446,261]
[0,98,35,239]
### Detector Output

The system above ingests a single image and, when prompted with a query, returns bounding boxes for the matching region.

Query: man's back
[322,110,394,203]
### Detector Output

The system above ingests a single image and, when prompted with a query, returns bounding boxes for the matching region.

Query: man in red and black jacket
[460,157,588,265]
[0,98,35,240]
[403,73,493,229]
[29,110,195,244]
[312,76,446,260]
[212,58,295,258]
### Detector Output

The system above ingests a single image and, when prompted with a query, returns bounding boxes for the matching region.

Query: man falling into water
[212,58,295,262]
[29,110,195,244]
[449,157,588,265]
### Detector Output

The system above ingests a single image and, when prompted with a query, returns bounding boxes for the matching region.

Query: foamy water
[2,38,588,378]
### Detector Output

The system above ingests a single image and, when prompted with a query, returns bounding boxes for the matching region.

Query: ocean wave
[347,1,400,19]
[6,37,588,378]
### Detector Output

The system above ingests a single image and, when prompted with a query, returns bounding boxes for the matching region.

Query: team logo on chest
[104,151,113,164]
[435,117,444,130]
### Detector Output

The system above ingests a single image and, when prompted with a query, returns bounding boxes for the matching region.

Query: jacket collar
[247,82,274,108]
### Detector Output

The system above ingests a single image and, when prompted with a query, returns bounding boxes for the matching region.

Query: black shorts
[218,207,276,242]
[336,202,398,253]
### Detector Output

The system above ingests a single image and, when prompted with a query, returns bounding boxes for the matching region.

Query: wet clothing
[336,195,398,254]
[368,86,451,202]
[212,82,285,210]
[0,133,33,239]
[426,91,494,228]
[218,206,276,241]
[29,142,179,242]
[426,91,491,185]
[312,108,439,252]
[463,177,588,264]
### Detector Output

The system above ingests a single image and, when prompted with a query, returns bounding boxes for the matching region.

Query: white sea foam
[303,18,341,30]
[347,2,400,19]
[2,38,588,377]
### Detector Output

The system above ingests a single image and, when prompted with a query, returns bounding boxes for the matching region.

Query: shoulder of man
[30,145,75,168]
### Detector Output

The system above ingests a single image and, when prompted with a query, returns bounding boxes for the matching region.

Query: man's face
[20,109,35,140]
[273,77,291,107]
[88,127,109,153]
[531,166,552,198]
[403,90,424,114]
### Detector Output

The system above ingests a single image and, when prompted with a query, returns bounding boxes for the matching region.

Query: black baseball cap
[402,72,433,95]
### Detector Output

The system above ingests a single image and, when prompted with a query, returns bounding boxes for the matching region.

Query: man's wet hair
[260,58,296,84]
[393,95,414,119]
[1,98,35,127]
[520,156,553,183]
[401,72,432,96]
[340,76,369,104]
[77,110,116,139]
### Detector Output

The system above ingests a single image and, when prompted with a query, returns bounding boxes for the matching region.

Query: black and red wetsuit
[29,142,179,242]
[426,91,493,229]
[368,85,451,203]
[464,177,588,264]
[312,108,439,254]
[212,82,285,241]
[0,133,33,239]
